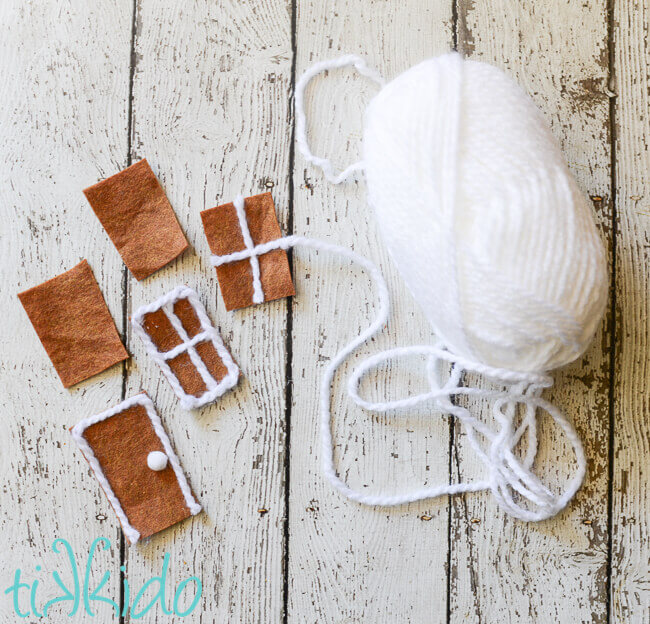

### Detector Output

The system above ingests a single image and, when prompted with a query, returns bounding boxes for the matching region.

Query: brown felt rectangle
[140,298,234,397]
[83,159,188,281]
[173,298,202,337]
[81,401,194,539]
[141,308,182,352]
[195,341,229,383]
[167,351,208,397]
[200,192,295,311]
[18,260,128,387]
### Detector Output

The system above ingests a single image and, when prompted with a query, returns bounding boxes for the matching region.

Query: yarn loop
[295,54,384,184]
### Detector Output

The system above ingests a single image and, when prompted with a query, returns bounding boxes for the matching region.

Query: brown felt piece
[195,341,229,383]
[200,192,295,311]
[83,159,188,281]
[141,308,182,352]
[141,297,234,397]
[167,351,208,397]
[18,260,128,388]
[173,298,202,337]
[82,402,192,539]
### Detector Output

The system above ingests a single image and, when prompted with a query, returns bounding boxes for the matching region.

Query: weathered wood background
[1,1,648,622]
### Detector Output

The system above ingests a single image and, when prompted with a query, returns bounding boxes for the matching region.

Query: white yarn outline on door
[71,393,202,544]
[211,234,586,522]
[295,54,385,184]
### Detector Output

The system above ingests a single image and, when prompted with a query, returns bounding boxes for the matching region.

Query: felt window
[18,259,128,388]
[83,159,188,280]
[200,192,295,311]
[131,285,239,409]
[71,393,201,544]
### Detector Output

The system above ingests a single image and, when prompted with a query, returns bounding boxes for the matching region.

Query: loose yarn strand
[294,55,385,184]
[211,235,586,521]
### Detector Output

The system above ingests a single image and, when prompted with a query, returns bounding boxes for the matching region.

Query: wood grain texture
[123,1,292,621]
[289,2,454,622]
[0,0,132,621]
[452,2,613,623]
[611,1,650,620]
[3,1,650,622]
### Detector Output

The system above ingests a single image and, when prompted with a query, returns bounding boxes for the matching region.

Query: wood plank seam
[283,2,298,622]
[604,0,618,620]
[119,0,139,618]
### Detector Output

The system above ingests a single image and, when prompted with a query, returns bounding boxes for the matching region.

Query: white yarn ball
[363,53,607,373]
[147,450,168,471]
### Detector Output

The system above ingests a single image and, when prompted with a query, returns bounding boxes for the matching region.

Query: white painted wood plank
[123,2,292,621]
[451,2,612,623]
[289,2,454,622]
[0,1,132,622]
[611,2,650,620]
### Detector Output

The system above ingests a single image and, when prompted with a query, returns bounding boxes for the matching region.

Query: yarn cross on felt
[201,192,295,311]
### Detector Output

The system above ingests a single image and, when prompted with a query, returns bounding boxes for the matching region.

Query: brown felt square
[83,159,188,281]
[81,401,194,539]
[139,296,236,397]
[200,192,295,311]
[18,260,128,388]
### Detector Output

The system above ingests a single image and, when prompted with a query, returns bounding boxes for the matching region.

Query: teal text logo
[4,537,202,619]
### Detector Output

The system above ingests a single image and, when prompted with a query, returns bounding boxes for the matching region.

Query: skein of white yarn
[292,53,608,521]
[363,53,607,372]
